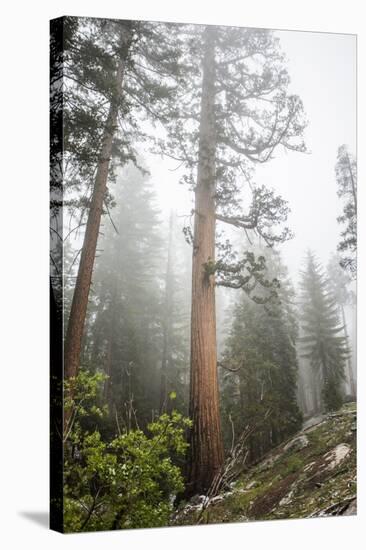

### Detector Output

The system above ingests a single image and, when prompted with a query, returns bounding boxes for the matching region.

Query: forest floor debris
[174,402,356,525]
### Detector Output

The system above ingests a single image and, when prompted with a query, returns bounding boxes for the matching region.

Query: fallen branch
[309,496,356,517]
[195,409,272,524]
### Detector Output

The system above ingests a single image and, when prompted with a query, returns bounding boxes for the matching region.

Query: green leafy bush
[64,371,191,532]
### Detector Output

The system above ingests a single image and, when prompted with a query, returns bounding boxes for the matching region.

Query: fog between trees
[50,17,356,531]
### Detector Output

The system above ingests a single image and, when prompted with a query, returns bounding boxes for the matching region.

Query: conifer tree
[63,17,134,398]
[222,249,302,462]
[88,170,193,433]
[159,212,191,414]
[335,145,357,277]
[87,163,163,430]
[163,24,306,494]
[327,253,356,397]
[299,252,348,411]
[61,17,184,433]
[82,182,191,432]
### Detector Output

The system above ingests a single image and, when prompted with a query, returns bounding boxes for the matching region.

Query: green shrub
[64,372,191,531]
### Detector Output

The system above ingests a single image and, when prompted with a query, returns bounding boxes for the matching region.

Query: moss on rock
[174,402,357,526]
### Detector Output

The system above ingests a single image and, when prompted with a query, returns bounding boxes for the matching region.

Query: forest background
[1,1,365,550]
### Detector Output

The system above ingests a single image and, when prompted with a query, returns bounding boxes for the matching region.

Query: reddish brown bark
[63,24,133,434]
[186,28,224,496]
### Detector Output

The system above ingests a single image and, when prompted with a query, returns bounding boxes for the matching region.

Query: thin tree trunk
[91,290,107,368]
[103,290,117,406]
[297,365,308,416]
[345,151,357,214]
[64,23,133,433]
[312,366,322,414]
[186,27,224,496]
[160,211,174,413]
[340,305,356,397]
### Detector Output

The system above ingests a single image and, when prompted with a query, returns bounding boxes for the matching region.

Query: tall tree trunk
[186,27,224,496]
[91,288,107,368]
[345,151,357,214]
[160,211,174,413]
[103,235,121,409]
[311,365,321,414]
[63,23,133,433]
[340,305,356,397]
[297,367,308,415]
[103,289,117,406]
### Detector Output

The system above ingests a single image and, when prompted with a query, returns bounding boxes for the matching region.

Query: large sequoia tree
[163,25,306,495]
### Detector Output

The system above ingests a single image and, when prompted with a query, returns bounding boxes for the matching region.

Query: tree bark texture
[64,23,133,432]
[186,27,224,496]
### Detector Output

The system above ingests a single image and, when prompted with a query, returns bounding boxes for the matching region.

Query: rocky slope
[175,402,356,525]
